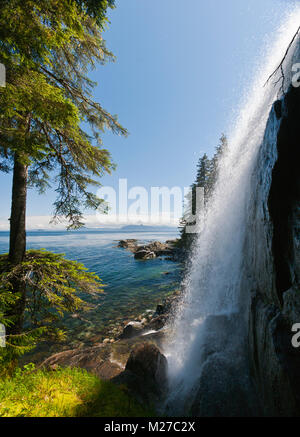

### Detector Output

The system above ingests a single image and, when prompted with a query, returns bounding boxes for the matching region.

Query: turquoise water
[0,229,181,349]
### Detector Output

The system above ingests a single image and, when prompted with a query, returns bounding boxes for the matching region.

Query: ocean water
[0,229,181,351]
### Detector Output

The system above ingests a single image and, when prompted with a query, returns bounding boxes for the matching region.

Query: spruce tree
[207,133,228,195]
[0,1,126,342]
[179,154,211,251]
[178,135,228,254]
[195,153,211,199]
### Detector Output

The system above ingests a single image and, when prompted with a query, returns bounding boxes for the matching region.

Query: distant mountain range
[120,224,177,232]
[19,224,178,233]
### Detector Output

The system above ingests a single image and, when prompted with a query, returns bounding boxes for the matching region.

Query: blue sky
[0,0,296,228]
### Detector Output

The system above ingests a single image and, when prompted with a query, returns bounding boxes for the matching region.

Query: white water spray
[164,9,300,414]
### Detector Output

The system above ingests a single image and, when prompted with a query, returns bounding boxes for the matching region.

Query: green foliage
[206,133,228,197]
[0,365,153,417]
[0,0,114,68]
[179,134,228,252]
[75,0,116,27]
[0,249,104,367]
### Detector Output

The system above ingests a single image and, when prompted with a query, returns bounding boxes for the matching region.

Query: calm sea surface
[0,229,181,351]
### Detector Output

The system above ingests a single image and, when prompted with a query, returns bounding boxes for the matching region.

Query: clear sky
[0,0,296,228]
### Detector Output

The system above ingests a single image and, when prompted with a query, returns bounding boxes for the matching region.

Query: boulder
[156,304,165,315]
[148,315,167,331]
[147,241,174,256]
[118,239,138,251]
[134,249,156,260]
[113,343,168,403]
[119,321,145,339]
[155,301,171,315]
[125,343,168,389]
[40,344,124,380]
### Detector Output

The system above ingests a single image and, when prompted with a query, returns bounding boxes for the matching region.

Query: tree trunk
[7,153,28,335]
[9,153,27,264]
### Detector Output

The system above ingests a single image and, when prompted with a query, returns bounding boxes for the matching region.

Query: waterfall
[163,9,300,416]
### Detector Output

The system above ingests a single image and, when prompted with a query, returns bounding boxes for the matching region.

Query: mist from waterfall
[163,8,300,414]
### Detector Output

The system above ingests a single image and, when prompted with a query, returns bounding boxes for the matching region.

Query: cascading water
[163,9,300,416]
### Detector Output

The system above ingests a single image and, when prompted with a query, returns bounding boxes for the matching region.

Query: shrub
[0,249,104,370]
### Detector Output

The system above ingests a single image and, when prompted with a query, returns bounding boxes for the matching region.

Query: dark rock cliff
[246,79,300,416]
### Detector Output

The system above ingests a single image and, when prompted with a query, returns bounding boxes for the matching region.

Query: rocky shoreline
[37,238,184,406]
[117,238,184,261]
[42,288,181,366]
[40,288,181,405]
[24,237,183,366]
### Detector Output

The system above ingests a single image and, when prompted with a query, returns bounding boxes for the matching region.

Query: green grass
[0,365,154,417]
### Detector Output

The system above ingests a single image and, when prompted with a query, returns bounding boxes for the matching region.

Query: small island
[117,238,182,260]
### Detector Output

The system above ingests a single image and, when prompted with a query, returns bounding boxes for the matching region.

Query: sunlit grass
[0,365,154,417]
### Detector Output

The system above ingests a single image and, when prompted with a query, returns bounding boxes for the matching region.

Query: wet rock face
[268,86,300,301]
[191,353,259,417]
[188,313,260,417]
[247,83,300,416]
[249,294,300,416]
